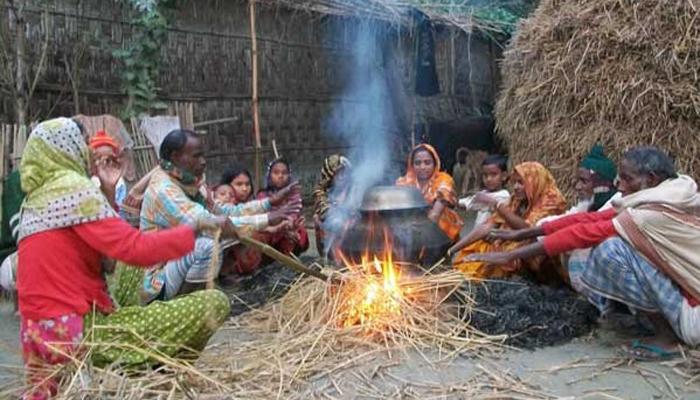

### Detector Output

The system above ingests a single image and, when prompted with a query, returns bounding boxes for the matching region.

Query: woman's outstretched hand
[447,222,493,256]
[464,252,516,270]
[269,181,301,206]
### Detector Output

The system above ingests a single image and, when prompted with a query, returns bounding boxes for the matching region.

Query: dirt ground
[206,228,700,399]
[1,227,699,398]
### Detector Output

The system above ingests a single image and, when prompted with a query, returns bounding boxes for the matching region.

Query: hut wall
[0,0,499,193]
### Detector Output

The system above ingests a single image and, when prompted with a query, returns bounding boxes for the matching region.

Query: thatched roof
[261,0,538,35]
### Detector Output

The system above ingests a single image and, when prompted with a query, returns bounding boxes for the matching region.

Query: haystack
[495,0,700,195]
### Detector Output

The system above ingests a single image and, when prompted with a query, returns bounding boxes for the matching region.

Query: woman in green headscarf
[16,117,230,399]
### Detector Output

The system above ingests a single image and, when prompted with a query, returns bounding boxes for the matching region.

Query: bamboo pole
[249,0,263,191]
[13,6,28,127]
[0,126,5,220]
[193,117,240,128]
[272,139,279,159]
[238,235,333,282]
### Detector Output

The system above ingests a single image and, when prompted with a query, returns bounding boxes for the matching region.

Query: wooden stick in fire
[238,235,335,282]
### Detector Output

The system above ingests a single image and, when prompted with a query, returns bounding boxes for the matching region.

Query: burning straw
[2,264,507,398]
[195,268,502,398]
[495,0,700,197]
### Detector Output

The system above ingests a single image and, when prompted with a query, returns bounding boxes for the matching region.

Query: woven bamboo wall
[0,0,500,194]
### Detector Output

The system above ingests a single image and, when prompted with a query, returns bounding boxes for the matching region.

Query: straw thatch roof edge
[260,0,538,36]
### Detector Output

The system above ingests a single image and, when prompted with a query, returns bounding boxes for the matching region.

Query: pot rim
[359,185,429,212]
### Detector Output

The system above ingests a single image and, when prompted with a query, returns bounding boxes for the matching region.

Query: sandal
[621,339,680,361]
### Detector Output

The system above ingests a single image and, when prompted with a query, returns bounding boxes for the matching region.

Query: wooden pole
[13,4,28,127]
[249,0,262,191]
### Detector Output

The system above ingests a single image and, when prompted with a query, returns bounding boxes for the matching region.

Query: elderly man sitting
[116,129,300,305]
[468,146,700,360]
[535,145,620,289]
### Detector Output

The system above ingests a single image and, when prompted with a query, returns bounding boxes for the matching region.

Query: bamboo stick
[249,0,262,191]
[272,139,279,159]
[193,117,240,128]
[0,126,5,220]
[238,235,332,282]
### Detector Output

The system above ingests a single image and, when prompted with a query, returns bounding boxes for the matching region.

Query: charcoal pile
[221,257,305,316]
[466,277,598,349]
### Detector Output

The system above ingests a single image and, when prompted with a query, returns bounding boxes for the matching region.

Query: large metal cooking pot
[360,185,429,212]
[338,186,452,265]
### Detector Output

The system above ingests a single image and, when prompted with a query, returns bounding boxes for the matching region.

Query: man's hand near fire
[189,215,238,239]
[486,226,544,242]
[462,240,547,271]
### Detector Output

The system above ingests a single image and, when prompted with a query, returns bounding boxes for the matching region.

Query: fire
[335,230,405,329]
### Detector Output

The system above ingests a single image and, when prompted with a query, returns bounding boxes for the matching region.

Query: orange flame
[337,228,404,329]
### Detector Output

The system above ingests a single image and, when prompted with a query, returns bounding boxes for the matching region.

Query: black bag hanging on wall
[413,10,440,97]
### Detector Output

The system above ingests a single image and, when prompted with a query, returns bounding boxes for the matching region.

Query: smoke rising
[321,21,398,255]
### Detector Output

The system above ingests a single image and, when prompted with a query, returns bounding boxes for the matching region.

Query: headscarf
[396,144,457,207]
[396,144,463,239]
[263,158,291,194]
[493,161,567,227]
[18,118,116,240]
[88,130,119,151]
[313,154,351,219]
[579,145,617,211]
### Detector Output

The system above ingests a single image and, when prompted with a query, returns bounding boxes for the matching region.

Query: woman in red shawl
[256,158,309,256]
[396,144,463,241]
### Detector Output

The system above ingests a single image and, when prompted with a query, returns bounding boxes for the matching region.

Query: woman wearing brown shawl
[450,161,567,281]
[396,144,463,241]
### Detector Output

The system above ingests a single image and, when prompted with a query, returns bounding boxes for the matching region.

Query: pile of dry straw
[495,0,700,195]
[4,268,559,399]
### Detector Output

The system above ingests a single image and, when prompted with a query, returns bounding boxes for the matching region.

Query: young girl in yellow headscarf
[450,162,567,281]
[396,144,463,241]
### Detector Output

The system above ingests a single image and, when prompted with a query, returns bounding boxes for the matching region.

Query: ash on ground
[464,277,599,349]
[220,257,305,316]
[220,258,610,349]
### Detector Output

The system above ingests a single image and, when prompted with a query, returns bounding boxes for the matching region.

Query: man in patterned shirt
[137,129,300,301]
